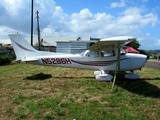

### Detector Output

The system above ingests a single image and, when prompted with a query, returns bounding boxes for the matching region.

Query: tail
[9,34,38,61]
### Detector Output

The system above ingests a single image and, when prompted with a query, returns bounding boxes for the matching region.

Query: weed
[0,64,160,119]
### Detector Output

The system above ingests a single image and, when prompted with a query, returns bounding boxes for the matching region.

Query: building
[1,35,99,54]
[26,36,99,54]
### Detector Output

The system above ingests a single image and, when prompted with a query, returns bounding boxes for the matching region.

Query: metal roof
[56,41,93,54]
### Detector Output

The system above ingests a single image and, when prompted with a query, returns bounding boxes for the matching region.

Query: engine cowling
[95,74,113,81]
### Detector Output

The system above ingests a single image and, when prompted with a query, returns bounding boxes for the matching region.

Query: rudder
[9,34,37,61]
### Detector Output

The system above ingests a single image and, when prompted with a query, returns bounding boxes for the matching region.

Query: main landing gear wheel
[125,73,139,79]
[94,70,113,81]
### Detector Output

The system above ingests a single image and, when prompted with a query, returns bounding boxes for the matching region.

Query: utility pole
[31,0,34,46]
[35,10,41,50]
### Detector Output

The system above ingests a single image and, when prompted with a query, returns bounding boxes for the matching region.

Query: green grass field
[0,63,160,120]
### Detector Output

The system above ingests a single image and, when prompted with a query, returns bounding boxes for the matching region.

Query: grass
[0,63,160,120]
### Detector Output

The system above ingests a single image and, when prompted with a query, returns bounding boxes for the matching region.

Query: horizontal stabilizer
[21,58,38,62]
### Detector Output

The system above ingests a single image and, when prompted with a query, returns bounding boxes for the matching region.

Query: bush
[0,54,15,65]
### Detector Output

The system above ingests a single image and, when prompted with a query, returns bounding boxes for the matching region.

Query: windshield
[120,48,126,55]
[79,50,88,56]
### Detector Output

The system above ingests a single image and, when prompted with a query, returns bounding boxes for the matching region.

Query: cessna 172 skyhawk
[9,34,147,83]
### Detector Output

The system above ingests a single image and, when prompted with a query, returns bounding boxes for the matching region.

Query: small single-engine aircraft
[9,34,147,85]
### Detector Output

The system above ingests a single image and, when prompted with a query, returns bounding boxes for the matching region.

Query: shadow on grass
[115,72,160,98]
[53,73,160,98]
[23,71,160,98]
[24,72,52,80]
[54,76,95,79]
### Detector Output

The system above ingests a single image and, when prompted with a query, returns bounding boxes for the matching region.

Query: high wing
[89,36,136,52]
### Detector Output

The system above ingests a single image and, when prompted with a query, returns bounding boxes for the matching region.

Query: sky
[0,0,160,50]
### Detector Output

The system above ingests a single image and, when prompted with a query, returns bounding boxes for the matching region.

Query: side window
[86,51,98,57]
[103,50,115,57]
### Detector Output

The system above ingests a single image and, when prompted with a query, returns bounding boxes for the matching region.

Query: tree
[0,43,3,48]
[126,40,140,49]
[138,49,149,55]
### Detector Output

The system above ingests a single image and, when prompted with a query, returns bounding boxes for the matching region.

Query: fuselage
[32,51,147,72]
[9,34,146,81]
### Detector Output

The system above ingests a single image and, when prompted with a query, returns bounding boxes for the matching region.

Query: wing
[89,36,136,52]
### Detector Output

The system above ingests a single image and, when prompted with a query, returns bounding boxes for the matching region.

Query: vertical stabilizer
[9,34,38,61]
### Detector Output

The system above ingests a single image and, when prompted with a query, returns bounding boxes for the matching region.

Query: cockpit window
[102,50,115,57]
[79,50,98,57]
[79,50,87,56]
[86,51,98,57]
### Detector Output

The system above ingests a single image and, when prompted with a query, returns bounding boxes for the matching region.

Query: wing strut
[111,42,120,91]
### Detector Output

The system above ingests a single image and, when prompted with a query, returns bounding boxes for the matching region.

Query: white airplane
[9,34,147,83]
